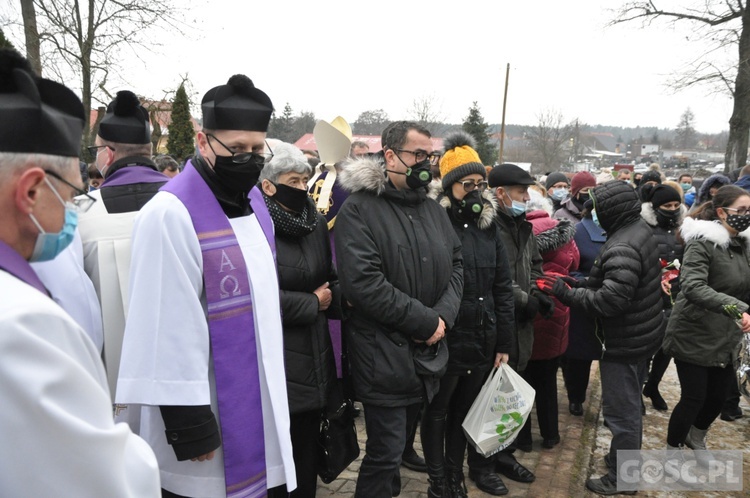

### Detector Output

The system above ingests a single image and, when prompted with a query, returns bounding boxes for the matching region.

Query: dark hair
[351,140,369,150]
[678,173,693,182]
[154,154,180,172]
[381,121,431,151]
[691,185,750,221]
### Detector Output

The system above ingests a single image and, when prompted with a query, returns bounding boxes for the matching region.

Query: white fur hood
[337,156,388,195]
[679,216,750,250]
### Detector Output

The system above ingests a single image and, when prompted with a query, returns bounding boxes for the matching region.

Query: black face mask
[272,182,310,213]
[656,207,680,228]
[725,213,750,233]
[387,159,432,190]
[451,190,483,223]
[577,192,590,204]
[212,154,264,196]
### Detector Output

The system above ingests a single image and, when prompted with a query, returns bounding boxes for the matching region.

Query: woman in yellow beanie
[422,131,515,497]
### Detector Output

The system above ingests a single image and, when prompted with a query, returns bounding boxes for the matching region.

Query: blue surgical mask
[592,209,601,228]
[680,183,692,192]
[28,178,79,262]
[550,188,569,201]
[503,191,527,217]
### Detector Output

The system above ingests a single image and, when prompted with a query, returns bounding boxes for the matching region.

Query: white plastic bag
[462,363,535,457]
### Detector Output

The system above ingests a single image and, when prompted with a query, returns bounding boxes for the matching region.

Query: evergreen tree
[462,102,494,164]
[166,83,195,161]
[0,28,15,50]
[267,103,298,143]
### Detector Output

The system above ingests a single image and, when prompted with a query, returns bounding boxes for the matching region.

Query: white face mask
[550,188,569,201]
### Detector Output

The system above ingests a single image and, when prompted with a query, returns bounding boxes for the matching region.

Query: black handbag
[316,326,360,484]
[316,396,360,484]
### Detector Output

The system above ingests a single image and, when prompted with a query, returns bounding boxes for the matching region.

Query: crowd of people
[2,44,750,498]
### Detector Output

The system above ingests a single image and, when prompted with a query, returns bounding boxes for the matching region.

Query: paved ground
[317,362,750,497]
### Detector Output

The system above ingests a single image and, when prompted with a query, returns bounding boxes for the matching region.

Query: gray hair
[259,142,312,183]
[0,152,78,183]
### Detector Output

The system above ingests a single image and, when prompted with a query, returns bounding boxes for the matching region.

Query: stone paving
[317,361,750,497]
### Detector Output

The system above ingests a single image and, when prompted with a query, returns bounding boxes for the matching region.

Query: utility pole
[498,63,510,165]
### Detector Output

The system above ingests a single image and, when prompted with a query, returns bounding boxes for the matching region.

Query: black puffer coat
[554,181,665,363]
[334,157,463,407]
[276,210,340,415]
[430,187,514,375]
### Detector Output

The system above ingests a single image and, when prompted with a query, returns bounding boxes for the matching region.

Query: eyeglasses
[44,169,97,213]
[86,145,115,158]
[206,134,274,164]
[725,207,750,216]
[393,148,441,166]
[459,180,488,192]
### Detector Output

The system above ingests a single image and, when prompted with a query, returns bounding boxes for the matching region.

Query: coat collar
[640,202,687,227]
[679,216,750,250]
[429,182,498,230]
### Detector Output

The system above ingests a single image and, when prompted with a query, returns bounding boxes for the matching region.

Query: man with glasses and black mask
[0,48,160,497]
[77,90,168,398]
[335,121,463,498]
[116,75,296,498]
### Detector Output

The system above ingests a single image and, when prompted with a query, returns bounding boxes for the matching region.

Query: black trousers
[645,347,672,388]
[355,403,421,498]
[421,369,487,479]
[667,360,734,447]
[563,358,593,404]
[268,409,321,498]
[518,357,560,442]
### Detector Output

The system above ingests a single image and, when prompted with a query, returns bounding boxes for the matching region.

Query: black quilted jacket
[554,181,665,362]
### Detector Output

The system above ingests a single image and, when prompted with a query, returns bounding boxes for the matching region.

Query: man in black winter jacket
[546,180,665,495]
[334,121,463,498]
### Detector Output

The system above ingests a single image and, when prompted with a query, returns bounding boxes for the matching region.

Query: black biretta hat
[98,90,151,144]
[201,75,273,132]
[0,49,84,157]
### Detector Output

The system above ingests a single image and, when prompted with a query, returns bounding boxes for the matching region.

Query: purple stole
[0,241,48,295]
[101,166,168,187]
[161,161,276,498]
[308,169,348,377]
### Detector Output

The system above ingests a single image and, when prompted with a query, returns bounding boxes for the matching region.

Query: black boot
[427,476,447,498]
[446,471,468,498]
[642,382,668,411]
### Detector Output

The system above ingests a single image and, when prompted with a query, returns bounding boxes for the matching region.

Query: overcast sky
[2,0,737,134]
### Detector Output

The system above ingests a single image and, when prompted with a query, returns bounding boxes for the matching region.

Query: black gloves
[536,293,555,319]
[561,275,586,288]
[522,293,555,320]
[522,294,540,320]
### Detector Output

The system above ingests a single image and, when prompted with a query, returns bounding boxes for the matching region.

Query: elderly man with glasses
[334,121,463,498]
[0,48,160,497]
[116,75,296,498]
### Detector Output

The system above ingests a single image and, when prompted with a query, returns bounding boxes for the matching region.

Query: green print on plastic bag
[495,412,524,440]
[490,390,526,442]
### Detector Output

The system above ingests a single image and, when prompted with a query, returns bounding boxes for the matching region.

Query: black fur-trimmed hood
[428,182,498,230]
[535,217,577,254]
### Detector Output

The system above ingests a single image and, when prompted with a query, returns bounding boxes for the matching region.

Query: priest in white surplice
[77,91,168,398]
[0,48,160,497]
[116,75,296,498]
